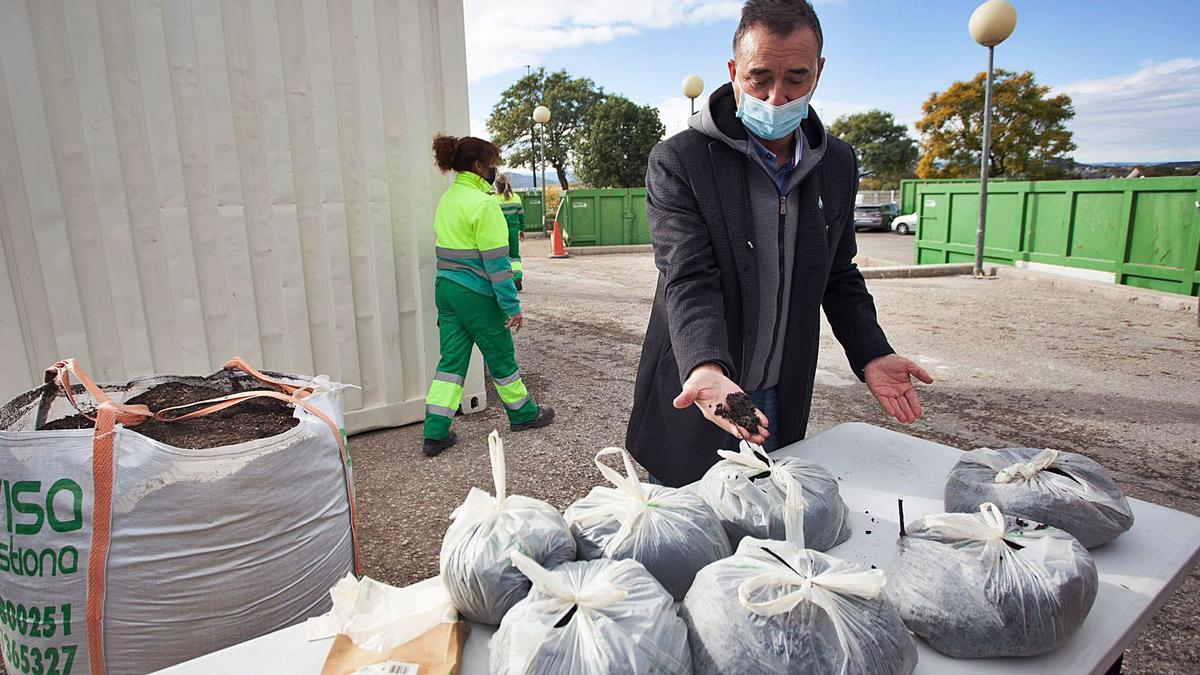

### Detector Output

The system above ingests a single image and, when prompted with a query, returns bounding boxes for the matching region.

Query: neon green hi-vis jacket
[495,192,524,279]
[496,192,525,229]
[434,172,521,316]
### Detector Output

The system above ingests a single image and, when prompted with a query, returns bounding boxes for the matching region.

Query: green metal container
[899,178,1008,216]
[518,190,545,232]
[558,188,650,246]
[912,176,1200,296]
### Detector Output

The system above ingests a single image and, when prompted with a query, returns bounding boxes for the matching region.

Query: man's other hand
[865,354,934,424]
[674,362,770,444]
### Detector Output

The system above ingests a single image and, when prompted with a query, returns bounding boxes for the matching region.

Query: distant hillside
[1070,160,1200,178]
[496,169,577,189]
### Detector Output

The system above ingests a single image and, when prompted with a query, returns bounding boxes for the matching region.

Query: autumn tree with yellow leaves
[916,70,1075,180]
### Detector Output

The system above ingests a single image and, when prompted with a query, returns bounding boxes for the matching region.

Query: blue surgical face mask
[736,89,812,140]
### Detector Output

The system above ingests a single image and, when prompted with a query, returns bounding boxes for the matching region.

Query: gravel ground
[350,236,1198,674]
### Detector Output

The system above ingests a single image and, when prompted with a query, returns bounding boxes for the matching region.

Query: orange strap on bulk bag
[45,360,152,424]
[222,357,319,399]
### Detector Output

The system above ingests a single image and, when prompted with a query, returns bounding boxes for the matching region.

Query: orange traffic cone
[550,218,569,259]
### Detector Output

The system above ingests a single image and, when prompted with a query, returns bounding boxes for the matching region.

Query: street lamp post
[968,0,1017,278]
[532,105,551,231]
[681,75,704,115]
[527,65,536,189]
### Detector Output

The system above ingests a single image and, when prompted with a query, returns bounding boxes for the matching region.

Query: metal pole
[690,97,695,115]
[974,46,994,277]
[539,124,547,231]
[528,66,536,189]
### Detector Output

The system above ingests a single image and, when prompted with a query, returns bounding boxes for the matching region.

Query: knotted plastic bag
[697,441,851,550]
[886,503,1098,658]
[944,447,1134,548]
[439,431,576,624]
[489,552,692,675]
[564,447,731,599]
[682,538,917,675]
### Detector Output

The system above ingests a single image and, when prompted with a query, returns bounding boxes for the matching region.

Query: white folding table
[156,423,1200,674]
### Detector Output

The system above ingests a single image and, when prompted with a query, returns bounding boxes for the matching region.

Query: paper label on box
[352,661,419,675]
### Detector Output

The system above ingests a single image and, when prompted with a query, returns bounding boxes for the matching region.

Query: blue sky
[464,0,1200,164]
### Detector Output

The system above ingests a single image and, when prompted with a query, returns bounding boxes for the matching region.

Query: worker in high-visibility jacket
[492,173,525,292]
[422,134,555,457]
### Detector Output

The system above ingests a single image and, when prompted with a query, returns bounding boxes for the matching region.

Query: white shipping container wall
[0,0,487,432]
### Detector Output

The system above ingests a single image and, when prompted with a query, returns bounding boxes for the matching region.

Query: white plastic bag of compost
[697,441,851,550]
[490,552,691,675]
[944,447,1134,548]
[885,502,1098,658]
[682,538,917,675]
[440,430,576,624]
[564,447,731,599]
[0,358,357,675]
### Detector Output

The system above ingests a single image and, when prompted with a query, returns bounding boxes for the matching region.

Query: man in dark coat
[626,0,933,486]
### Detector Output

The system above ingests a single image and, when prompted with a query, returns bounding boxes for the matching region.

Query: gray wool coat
[625,83,895,486]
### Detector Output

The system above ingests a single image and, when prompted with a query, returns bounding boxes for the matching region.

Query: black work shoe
[510,406,555,432]
[423,431,458,457]
[515,279,524,292]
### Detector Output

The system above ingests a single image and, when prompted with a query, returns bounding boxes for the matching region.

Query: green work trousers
[423,279,538,440]
[508,225,523,281]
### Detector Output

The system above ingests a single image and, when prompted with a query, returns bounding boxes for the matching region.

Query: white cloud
[469,116,490,140]
[462,0,744,82]
[656,95,697,138]
[462,0,845,82]
[1054,58,1200,163]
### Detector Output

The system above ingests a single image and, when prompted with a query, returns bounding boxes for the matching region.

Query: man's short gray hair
[733,0,824,56]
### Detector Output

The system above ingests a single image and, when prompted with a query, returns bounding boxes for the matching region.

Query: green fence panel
[911,176,1200,296]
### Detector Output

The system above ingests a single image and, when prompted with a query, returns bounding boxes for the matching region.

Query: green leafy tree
[486,68,604,190]
[916,69,1075,179]
[828,110,917,190]
[572,95,665,188]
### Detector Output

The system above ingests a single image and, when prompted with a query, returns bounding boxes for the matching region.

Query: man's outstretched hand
[674,362,770,445]
[864,354,933,424]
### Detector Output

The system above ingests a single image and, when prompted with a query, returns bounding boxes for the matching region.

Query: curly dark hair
[431,134,501,173]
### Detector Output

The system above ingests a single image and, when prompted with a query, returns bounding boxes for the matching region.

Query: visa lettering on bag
[0,479,83,578]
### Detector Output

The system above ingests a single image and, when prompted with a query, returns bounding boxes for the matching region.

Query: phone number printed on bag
[0,596,73,640]
[1,634,76,675]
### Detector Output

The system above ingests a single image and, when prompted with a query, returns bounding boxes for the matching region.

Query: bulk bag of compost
[682,537,917,675]
[886,502,1098,658]
[0,358,358,675]
[697,441,850,550]
[944,447,1134,548]
[490,552,691,675]
[440,430,575,624]
[564,447,731,599]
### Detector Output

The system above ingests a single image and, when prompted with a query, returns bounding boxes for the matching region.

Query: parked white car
[891,213,917,235]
